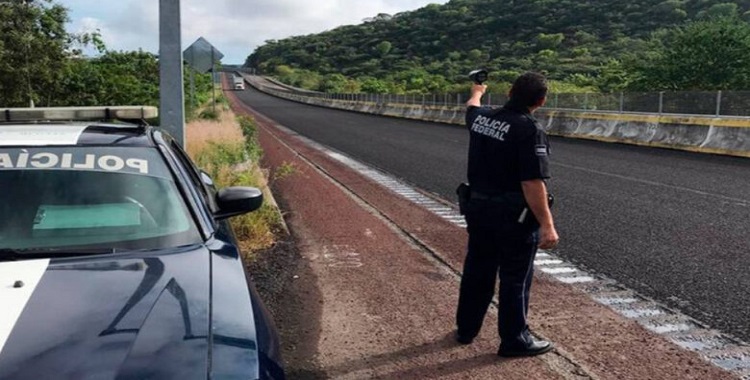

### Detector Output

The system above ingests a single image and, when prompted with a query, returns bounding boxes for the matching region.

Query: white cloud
[62,0,448,63]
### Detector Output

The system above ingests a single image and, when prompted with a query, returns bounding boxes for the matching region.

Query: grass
[186,108,284,255]
[274,161,298,180]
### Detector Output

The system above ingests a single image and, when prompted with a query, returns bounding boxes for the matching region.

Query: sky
[62,0,450,64]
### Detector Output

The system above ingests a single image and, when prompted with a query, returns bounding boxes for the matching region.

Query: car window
[0,147,202,254]
[169,141,219,212]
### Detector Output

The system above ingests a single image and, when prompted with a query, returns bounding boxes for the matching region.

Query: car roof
[0,106,160,148]
[0,122,156,147]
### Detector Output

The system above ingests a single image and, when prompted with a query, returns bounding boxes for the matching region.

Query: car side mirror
[214,187,263,220]
[200,170,215,188]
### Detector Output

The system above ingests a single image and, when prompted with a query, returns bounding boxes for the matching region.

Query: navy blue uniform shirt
[466,102,551,194]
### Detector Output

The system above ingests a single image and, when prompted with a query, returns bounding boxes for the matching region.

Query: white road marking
[556,276,596,284]
[594,297,639,305]
[535,259,564,266]
[644,323,692,334]
[619,308,664,319]
[553,162,750,206]
[541,267,578,274]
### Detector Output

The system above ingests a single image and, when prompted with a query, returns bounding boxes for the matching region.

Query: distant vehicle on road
[234,75,246,90]
[0,107,285,380]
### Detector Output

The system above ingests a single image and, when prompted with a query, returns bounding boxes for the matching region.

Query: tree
[698,3,739,20]
[375,41,392,57]
[535,33,564,50]
[466,49,489,63]
[0,0,69,106]
[359,77,389,93]
[320,73,348,92]
[628,17,750,90]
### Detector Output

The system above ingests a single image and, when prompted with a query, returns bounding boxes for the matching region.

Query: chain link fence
[246,74,750,117]
[299,90,750,117]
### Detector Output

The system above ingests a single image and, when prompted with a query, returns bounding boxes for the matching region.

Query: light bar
[2,106,158,122]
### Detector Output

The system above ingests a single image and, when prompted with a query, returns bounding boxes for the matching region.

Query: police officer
[455,72,559,357]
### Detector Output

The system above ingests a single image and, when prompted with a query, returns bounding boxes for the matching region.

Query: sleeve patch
[535,145,548,156]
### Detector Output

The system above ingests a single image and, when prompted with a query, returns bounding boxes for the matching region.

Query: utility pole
[159,0,185,146]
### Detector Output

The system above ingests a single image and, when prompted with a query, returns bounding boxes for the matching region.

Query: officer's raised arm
[466,84,487,108]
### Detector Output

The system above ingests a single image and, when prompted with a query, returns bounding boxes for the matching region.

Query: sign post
[159,0,185,146]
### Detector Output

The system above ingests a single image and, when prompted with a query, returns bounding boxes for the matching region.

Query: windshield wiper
[0,247,116,261]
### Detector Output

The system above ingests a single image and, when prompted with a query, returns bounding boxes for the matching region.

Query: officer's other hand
[538,225,559,250]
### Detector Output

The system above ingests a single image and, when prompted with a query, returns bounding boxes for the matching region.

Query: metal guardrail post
[619,92,624,113]
[488,93,492,107]
[716,90,722,116]
[658,92,664,114]
[422,94,425,107]
[583,93,589,110]
[456,93,460,106]
[554,93,559,109]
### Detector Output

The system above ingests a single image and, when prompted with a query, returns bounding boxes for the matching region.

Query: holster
[456,182,471,215]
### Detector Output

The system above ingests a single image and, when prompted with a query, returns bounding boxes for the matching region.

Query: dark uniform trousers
[456,197,539,348]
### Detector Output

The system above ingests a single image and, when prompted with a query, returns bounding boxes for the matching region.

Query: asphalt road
[235,85,750,343]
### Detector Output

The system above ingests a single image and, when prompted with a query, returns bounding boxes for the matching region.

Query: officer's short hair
[510,72,548,108]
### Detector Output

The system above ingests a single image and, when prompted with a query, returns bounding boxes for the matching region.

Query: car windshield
[0,146,202,255]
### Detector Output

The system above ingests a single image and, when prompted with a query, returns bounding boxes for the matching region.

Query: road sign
[184,37,224,74]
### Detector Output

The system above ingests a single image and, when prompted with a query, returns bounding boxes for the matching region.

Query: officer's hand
[538,225,559,250]
[471,84,487,95]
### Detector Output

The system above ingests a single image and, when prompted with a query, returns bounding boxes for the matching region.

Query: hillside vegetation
[246,0,750,93]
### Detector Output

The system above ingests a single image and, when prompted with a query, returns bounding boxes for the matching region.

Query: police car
[0,107,285,379]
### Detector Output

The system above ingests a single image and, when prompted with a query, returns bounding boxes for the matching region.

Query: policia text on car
[455,72,560,357]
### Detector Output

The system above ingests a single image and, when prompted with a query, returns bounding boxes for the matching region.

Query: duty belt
[471,190,554,208]
[469,191,523,202]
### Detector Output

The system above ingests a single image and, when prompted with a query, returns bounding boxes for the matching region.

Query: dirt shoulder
[227,89,736,380]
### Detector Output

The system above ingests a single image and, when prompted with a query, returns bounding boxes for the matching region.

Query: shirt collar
[503,99,531,115]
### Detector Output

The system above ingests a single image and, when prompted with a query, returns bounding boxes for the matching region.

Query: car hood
[0,246,212,380]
